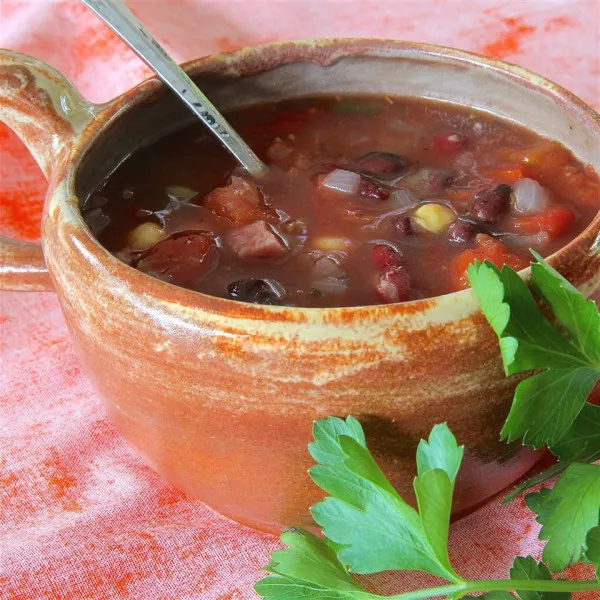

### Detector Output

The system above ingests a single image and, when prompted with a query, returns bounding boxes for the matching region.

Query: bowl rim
[52,38,600,316]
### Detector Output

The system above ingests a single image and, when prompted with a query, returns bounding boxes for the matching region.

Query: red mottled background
[1,1,599,598]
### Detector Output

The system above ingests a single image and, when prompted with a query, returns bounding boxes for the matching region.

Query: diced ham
[136,233,217,285]
[227,221,289,260]
[204,176,276,225]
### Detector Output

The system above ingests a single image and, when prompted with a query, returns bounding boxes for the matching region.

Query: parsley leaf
[308,417,462,581]
[504,403,600,502]
[509,556,571,600]
[467,261,600,448]
[530,251,600,366]
[254,528,373,600]
[526,463,600,572]
[463,594,514,600]
[585,526,600,578]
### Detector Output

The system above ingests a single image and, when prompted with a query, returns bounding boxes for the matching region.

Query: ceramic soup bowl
[1,40,599,532]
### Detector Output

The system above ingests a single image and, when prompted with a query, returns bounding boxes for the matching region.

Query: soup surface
[84,95,600,307]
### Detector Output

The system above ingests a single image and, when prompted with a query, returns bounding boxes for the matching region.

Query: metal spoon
[81,0,268,178]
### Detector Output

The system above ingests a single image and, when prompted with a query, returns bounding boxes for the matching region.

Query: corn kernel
[126,222,166,250]
[311,236,351,251]
[412,203,456,233]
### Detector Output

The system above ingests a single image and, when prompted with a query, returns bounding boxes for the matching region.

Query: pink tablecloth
[1,1,599,598]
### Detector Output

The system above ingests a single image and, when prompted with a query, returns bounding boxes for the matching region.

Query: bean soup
[84,95,600,307]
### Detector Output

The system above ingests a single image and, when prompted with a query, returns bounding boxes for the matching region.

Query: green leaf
[510,556,571,600]
[526,463,600,572]
[502,368,599,448]
[463,593,514,600]
[416,423,464,483]
[530,251,600,365]
[308,417,461,581]
[255,528,372,599]
[551,403,600,464]
[504,404,600,502]
[414,425,464,574]
[585,526,600,578]
[468,260,600,448]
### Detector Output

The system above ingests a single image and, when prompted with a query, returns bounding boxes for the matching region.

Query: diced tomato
[137,233,216,285]
[515,142,600,208]
[511,206,574,238]
[226,221,288,260]
[431,132,468,154]
[453,235,529,289]
[204,176,276,225]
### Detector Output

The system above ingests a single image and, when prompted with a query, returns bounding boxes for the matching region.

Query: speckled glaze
[1,41,599,532]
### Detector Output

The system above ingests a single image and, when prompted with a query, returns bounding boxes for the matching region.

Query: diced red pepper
[511,206,575,238]
[484,167,524,184]
[453,236,529,289]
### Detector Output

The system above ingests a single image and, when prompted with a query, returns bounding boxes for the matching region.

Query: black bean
[447,220,477,246]
[354,152,408,179]
[392,215,414,237]
[227,278,285,305]
[471,184,512,224]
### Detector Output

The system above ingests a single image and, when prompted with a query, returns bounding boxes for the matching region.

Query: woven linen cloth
[1,1,599,598]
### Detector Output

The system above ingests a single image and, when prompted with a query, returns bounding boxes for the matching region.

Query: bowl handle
[0,50,96,291]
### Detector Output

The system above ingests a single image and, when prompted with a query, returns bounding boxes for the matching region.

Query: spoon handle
[81,0,268,178]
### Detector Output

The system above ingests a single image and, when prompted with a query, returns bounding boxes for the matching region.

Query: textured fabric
[1,1,599,598]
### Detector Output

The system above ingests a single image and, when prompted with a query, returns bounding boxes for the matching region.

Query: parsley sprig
[256,255,600,599]
[256,419,599,599]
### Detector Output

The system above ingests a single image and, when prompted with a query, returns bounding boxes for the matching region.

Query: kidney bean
[360,178,390,200]
[447,220,477,246]
[471,184,512,224]
[374,267,411,303]
[372,244,404,270]
[392,215,414,237]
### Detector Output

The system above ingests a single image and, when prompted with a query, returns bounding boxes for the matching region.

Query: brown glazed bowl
[1,40,599,532]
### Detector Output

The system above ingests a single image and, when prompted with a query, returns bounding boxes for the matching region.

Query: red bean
[471,184,512,224]
[372,244,404,270]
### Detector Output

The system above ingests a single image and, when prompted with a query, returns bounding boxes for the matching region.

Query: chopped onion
[321,169,361,194]
[502,231,550,250]
[512,178,549,215]
[454,151,477,172]
[166,185,198,202]
[388,188,418,209]
[362,190,418,231]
